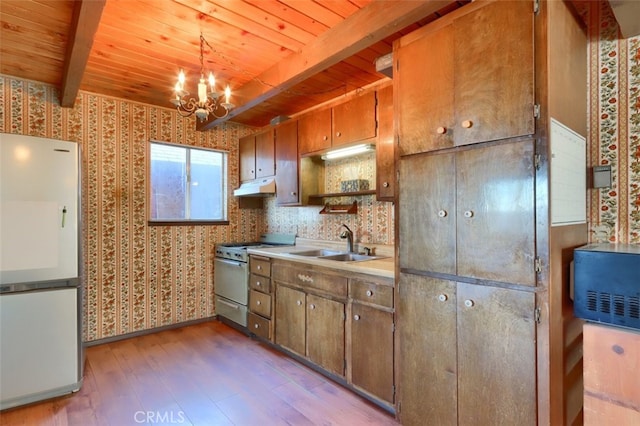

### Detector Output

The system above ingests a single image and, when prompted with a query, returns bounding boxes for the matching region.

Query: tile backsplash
[264,152,395,246]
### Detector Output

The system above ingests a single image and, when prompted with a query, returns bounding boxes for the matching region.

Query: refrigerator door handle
[61,206,67,228]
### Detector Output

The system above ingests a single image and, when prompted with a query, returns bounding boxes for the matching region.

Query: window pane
[150,144,186,220]
[149,142,227,222]
[190,149,225,220]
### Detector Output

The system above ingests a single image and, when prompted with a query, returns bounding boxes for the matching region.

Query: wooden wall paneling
[583,323,640,425]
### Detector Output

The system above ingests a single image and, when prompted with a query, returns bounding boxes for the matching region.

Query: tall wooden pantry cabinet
[394,1,588,425]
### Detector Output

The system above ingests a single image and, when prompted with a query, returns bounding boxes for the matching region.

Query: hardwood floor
[0,320,399,426]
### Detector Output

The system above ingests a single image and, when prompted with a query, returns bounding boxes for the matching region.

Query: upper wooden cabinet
[376,85,395,202]
[274,120,300,205]
[399,140,536,287]
[395,0,534,155]
[239,129,275,182]
[299,91,377,156]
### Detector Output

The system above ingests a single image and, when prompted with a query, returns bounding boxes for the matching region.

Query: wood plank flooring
[0,320,400,426]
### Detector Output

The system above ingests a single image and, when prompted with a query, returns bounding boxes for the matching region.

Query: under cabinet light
[321,144,375,160]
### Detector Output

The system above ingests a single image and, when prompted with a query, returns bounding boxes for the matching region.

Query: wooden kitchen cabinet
[399,140,536,286]
[332,91,377,148]
[275,285,346,376]
[298,92,377,156]
[395,1,589,424]
[275,285,306,355]
[350,303,394,403]
[397,274,536,425]
[274,120,300,205]
[298,108,332,155]
[395,0,534,155]
[238,129,275,182]
[273,262,347,376]
[248,255,273,341]
[376,85,395,201]
[306,294,345,376]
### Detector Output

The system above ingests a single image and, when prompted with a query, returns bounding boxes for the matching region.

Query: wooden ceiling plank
[199,0,318,46]
[279,0,345,28]
[314,0,361,18]
[199,0,452,130]
[244,0,331,37]
[60,0,106,107]
[172,0,305,53]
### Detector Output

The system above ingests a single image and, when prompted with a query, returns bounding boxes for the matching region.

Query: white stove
[214,234,295,328]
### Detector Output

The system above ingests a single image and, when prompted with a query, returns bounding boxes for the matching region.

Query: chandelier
[171,34,234,122]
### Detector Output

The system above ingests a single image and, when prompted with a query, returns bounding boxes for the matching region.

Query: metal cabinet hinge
[392,322,396,333]
[534,154,542,171]
[535,307,541,324]
[533,104,541,119]
[535,257,542,273]
[533,0,540,14]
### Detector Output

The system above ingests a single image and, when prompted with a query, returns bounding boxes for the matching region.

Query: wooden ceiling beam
[60,0,106,108]
[197,0,452,131]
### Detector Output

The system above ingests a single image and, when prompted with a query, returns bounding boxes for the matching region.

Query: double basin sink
[287,249,387,262]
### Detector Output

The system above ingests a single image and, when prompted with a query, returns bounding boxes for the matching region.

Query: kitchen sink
[318,253,387,262]
[287,249,345,257]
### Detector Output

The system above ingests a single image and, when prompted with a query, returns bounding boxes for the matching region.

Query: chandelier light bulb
[170,34,234,122]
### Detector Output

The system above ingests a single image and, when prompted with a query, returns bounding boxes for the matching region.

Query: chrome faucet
[339,224,354,253]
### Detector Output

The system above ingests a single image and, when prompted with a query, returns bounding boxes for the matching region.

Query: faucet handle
[362,246,375,256]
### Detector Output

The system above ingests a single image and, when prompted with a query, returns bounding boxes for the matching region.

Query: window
[149,141,228,223]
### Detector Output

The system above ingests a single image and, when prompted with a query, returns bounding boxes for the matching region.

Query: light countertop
[247,244,395,279]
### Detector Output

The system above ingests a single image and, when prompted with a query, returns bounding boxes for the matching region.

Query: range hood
[233,177,276,197]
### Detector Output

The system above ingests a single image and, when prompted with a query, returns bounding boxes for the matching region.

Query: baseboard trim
[84,316,217,347]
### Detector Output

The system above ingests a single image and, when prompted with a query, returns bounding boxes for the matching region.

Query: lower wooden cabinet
[307,294,345,376]
[275,284,346,376]
[350,303,394,403]
[272,259,395,408]
[397,273,536,425]
[275,285,306,355]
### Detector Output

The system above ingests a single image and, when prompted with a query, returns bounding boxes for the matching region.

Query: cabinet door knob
[257,265,262,270]
[336,131,341,137]
[436,126,447,134]
[258,168,262,172]
[256,300,261,305]
[464,210,474,218]
[366,290,373,297]
[438,210,447,218]
[296,300,302,306]
[256,281,261,286]
[309,304,316,310]
[323,135,328,141]
[438,294,448,302]
[464,299,474,308]
[290,192,297,196]
[461,120,473,129]
[353,314,360,321]
[254,324,259,329]
[383,182,389,188]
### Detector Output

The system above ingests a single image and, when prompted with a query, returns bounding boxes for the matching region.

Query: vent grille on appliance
[585,290,640,320]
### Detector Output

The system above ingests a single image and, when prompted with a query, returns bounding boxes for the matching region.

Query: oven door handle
[217,299,240,310]
[215,258,246,268]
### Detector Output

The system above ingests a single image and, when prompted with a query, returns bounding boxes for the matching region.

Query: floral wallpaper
[0,76,262,341]
[585,1,640,244]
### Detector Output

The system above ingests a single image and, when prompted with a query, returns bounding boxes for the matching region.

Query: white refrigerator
[0,133,83,410]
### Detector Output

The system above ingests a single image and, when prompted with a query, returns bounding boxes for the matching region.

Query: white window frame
[148,141,228,224]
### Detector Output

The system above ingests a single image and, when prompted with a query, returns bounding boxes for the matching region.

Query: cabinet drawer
[248,312,271,340]
[350,279,394,309]
[250,258,271,277]
[249,289,271,318]
[273,264,347,298]
[250,274,271,293]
